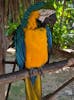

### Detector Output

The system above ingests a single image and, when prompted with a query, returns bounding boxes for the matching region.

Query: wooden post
[0,0,6,100]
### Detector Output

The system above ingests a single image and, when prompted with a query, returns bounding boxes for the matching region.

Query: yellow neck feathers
[26,11,40,29]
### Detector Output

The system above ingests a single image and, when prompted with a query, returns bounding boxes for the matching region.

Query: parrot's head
[38,9,57,28]
[21,1,56,30]
[26,9,56,30]
[26,11,40,29]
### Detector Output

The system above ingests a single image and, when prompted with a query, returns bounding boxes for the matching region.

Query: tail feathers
[30,76,37,85]
[25,75,41,100]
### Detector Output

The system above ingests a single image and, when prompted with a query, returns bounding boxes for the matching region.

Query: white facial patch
[38,9,55,22]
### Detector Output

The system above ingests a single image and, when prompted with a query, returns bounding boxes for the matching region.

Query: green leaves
[52,0,74,48]
[5,23,19,36]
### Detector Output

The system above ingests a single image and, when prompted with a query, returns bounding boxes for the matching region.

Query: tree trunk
[0,0,6,99]
[4,0,9,25]
[24,0,31,8]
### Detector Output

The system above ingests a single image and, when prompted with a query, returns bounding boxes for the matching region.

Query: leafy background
[5,0,74,49]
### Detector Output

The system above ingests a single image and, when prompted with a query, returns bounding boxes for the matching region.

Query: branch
[0,58,74,85]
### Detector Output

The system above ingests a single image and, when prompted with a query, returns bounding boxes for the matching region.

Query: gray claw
[29,67,44,77]
[38,67,44,75]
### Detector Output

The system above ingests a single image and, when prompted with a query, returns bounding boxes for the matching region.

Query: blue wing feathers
[14,26,25,69]
[46,26,52,49]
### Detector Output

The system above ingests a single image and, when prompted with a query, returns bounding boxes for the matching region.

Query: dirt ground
[5,52,74,100]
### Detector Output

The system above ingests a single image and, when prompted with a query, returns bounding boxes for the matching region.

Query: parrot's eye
[36,19,42,28]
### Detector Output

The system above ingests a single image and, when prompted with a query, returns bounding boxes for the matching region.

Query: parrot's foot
[28,67,44,77]
[38,67,44,75]
[29,68,38,77]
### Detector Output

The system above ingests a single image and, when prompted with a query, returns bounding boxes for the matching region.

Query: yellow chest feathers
[24,28,48,69]
[23,11,48,69]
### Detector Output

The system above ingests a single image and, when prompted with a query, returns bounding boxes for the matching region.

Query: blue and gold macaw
[13,2,56,100]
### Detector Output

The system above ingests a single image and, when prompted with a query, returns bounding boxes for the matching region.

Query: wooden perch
[0,58,74,85]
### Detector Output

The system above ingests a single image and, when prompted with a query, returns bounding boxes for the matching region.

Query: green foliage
[5,23,19,36]
[5,0,74,48]
[4,0,24,36]
[52,0,74,48]
[62,33,74,48]
[44,0,55,9]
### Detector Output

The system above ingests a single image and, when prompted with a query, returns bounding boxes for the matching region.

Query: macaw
[13,2,56,100]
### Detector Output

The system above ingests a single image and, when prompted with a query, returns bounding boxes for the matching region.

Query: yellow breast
[24,28,48,69]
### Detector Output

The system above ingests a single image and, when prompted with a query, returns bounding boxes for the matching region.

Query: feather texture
[14,25,25,69]
[21,1,45,28]
[46,26,52,49]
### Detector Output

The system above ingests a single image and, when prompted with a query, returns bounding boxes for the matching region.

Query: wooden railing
[0,58,73,85]
[1,57,74,100]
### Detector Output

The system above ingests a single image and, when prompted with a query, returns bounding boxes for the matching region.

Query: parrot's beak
[38,9,56,28]
[38,9,56,22]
